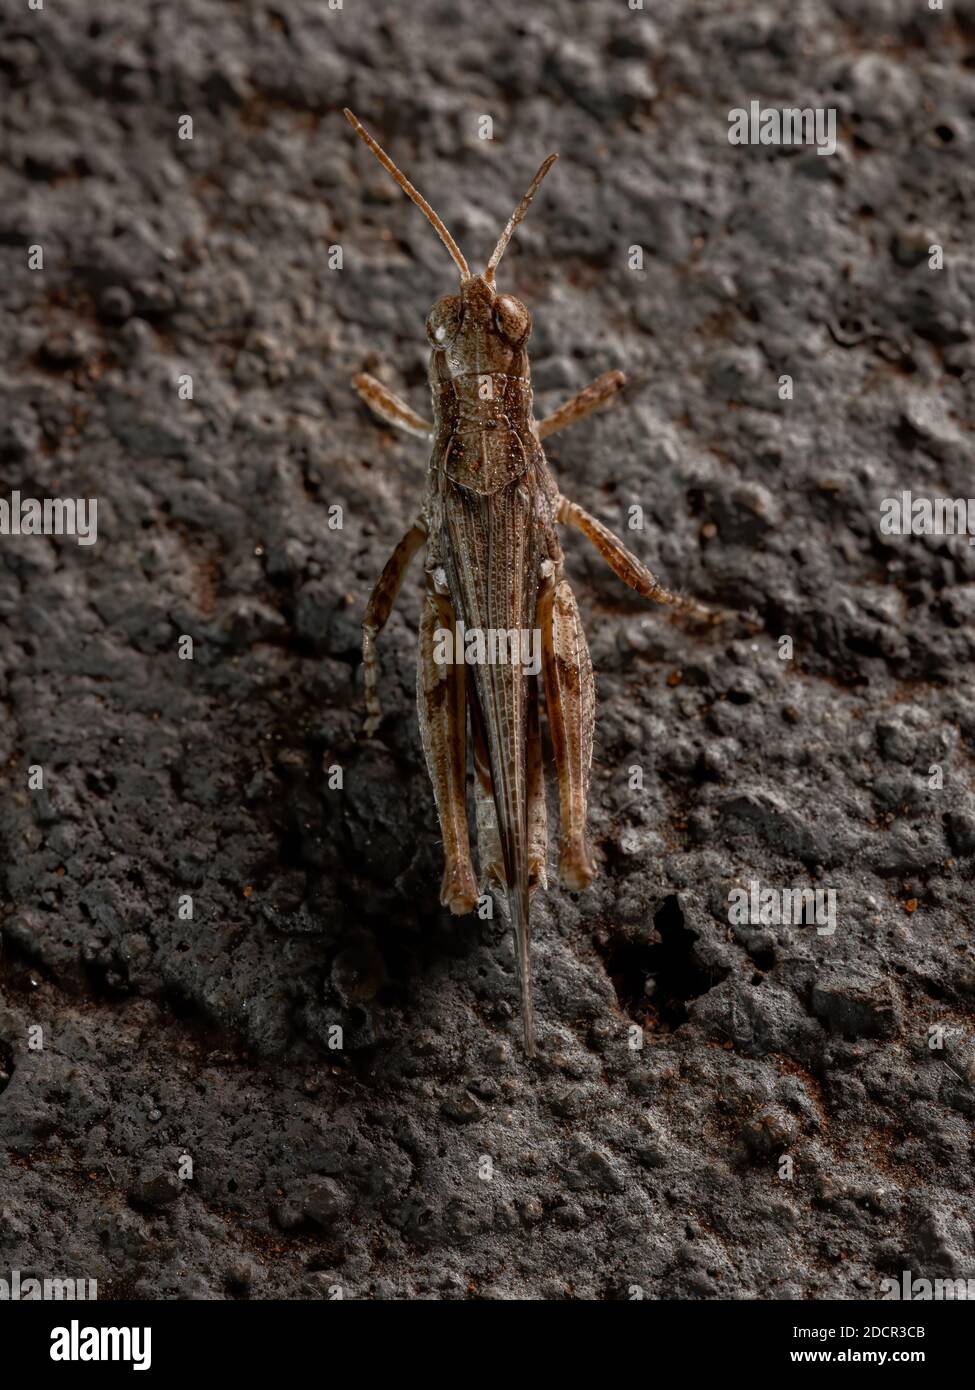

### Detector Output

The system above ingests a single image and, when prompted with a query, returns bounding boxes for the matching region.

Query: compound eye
[426,296,462,347]
[494,294,531,344]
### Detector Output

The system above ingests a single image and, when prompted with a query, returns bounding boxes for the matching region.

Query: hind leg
[538,565,596,891]
[471,707,504,893]
[525,676,549,893]
[416,580,479,915]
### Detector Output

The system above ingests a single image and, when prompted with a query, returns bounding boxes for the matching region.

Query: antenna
[344,109,470,280]
[485,154,558,282]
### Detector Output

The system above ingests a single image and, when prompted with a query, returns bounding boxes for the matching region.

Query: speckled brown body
[421,275,565,1053]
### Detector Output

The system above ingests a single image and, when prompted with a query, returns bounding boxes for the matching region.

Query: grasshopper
[346,110,710,1056]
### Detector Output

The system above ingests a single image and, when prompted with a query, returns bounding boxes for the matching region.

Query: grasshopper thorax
[428,276,536,495]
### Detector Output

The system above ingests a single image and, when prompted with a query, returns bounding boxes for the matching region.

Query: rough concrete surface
[1,0,974,1300]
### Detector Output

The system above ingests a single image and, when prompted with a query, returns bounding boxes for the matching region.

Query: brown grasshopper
[346,110,709,1056]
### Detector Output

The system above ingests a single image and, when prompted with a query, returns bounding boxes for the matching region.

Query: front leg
[353,372,432,438]
[537,370,625,440]
[557,496,713,621]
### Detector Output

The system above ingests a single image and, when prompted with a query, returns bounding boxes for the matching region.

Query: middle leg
[361,517,427,736]
[537,370,625,440]
[558,495,713,621]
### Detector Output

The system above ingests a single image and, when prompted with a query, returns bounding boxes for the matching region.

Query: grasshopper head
[426,275,532,352]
